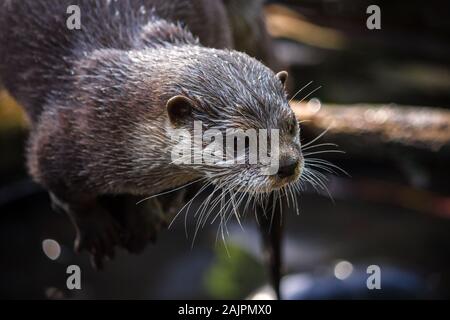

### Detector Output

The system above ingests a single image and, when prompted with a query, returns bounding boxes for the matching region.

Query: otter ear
[166,95,194,126]
[276,71,288,87]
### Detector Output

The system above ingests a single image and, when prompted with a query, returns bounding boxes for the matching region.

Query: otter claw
[71,208,122,269]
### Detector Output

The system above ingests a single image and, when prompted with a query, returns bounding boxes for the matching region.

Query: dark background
[1,0,449,299]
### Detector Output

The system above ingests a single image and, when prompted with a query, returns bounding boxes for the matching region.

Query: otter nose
[277,158,299,179]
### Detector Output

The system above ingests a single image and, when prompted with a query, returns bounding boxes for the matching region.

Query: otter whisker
[202,183,231,229]
[303,150,346,157]
[174,174,227,233]
[305,158,350,177]
[136,176,206,204]
[222,192,239,229]
[205,177,235,217]
[200,175,243,233]
[168,149,204,165]
[199,188,222,228]
[301,169,322,194]
[191,188,218,246]
[302,127,331,148]
[298,119,312,125]
[288,185,296,210]
[207,179,253,244]
[243,187,257,223]
[192,182,226,244]
[302,142,339,151]
[287,183,298,214]
[299,85,322,103]
[229,189,244,231]
[236,187,252,216]
[252,189,267,210]
[289,81,313,103]
[280,186,290,209]
[278,190,284,227]
[183,182,217,238]
[209,180,241,227]
[215,195,231,257]
[304,168,334,202]
[304,162,337,175]
[269,190,279,231]
[225,184,250,228]
[167,180,211,231]
[291,183,301,216]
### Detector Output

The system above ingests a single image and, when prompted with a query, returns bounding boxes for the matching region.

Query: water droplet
[334,260,353,280]
[307,98,322,113]
[42,239,61,261]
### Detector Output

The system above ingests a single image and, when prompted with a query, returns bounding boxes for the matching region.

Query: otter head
[166,49,303,194]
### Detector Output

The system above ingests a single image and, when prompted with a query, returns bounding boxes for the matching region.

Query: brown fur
[0,0,298,268]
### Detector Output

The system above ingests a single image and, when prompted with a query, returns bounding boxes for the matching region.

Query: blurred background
[1,0,450,299]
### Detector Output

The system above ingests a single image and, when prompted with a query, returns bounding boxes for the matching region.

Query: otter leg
[256,194,285,300]
[106,190,186,254]
[50,193,122,270]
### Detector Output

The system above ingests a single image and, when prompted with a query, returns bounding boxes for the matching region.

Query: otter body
[0,0,233,122]
[0,0,302,267]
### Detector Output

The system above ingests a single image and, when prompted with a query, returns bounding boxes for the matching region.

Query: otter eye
[166,95,194,126]
[289,124,296,136]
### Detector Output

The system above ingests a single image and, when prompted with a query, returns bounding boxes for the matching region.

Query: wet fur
[0,0,296,266]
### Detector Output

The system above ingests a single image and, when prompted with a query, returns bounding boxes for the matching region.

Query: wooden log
[292,101,450,161]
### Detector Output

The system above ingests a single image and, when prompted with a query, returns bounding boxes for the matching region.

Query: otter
[0,0,303,268]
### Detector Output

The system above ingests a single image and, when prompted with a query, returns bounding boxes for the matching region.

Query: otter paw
[73,210,122,270]
[121,198,168,254]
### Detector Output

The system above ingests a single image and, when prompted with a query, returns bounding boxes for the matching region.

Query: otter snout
[277,150,303,179]
[277,157,300,179]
